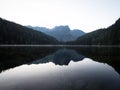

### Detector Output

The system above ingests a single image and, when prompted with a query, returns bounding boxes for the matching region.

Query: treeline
[0,17,120,45]
[0,18,58,44]
[70,18,120,45]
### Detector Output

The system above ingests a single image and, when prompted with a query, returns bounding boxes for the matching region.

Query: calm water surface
[0,46,120,90]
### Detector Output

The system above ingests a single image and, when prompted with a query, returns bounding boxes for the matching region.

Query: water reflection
[32,49,85,65]
[70,47,120,74]
[0,58,120,90]
[0,46,119,72]
[0,46,59,71]
[0,46,120,90]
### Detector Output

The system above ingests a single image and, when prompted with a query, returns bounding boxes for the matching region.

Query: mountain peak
[27,25,85,42]
[53,25,70,32]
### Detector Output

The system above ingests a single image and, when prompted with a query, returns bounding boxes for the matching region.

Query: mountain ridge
[27,25,85,42]
[0,18,58,44]
[72,18,120,45]
[0,17,119,45]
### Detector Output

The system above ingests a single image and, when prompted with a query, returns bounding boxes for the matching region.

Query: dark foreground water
[0,46,120,90]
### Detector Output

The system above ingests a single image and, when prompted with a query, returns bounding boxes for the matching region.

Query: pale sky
[0,0,120,32]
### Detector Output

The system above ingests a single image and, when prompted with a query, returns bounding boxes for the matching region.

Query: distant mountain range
[27,25,85,42]
[0,18,58,44]
[0,17,119,45]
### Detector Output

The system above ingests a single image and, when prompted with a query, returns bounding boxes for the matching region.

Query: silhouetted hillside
[73,18,120,45]
[0,18,58,44]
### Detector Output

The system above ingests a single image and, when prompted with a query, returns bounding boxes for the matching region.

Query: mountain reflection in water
[31,49,85,65]
[0,46,120,90]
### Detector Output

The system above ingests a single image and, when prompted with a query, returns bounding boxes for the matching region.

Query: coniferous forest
[0,18,58,45]
[0,17,120,45]
[71,18,120,45]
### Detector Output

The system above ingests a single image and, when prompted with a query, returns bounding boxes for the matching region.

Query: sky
[0,0,120,32]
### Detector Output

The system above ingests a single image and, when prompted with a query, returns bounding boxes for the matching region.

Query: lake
[0,46,120,90]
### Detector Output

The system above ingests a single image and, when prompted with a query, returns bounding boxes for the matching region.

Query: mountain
[73,18,120,45]
[0,18,58,44]
[27,25,85,42]
[70,29,85,40]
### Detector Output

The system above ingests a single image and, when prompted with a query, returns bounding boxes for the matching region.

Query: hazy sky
[0,0,120,32]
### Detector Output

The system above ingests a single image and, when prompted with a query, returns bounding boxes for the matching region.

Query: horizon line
[0,45,119,47]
